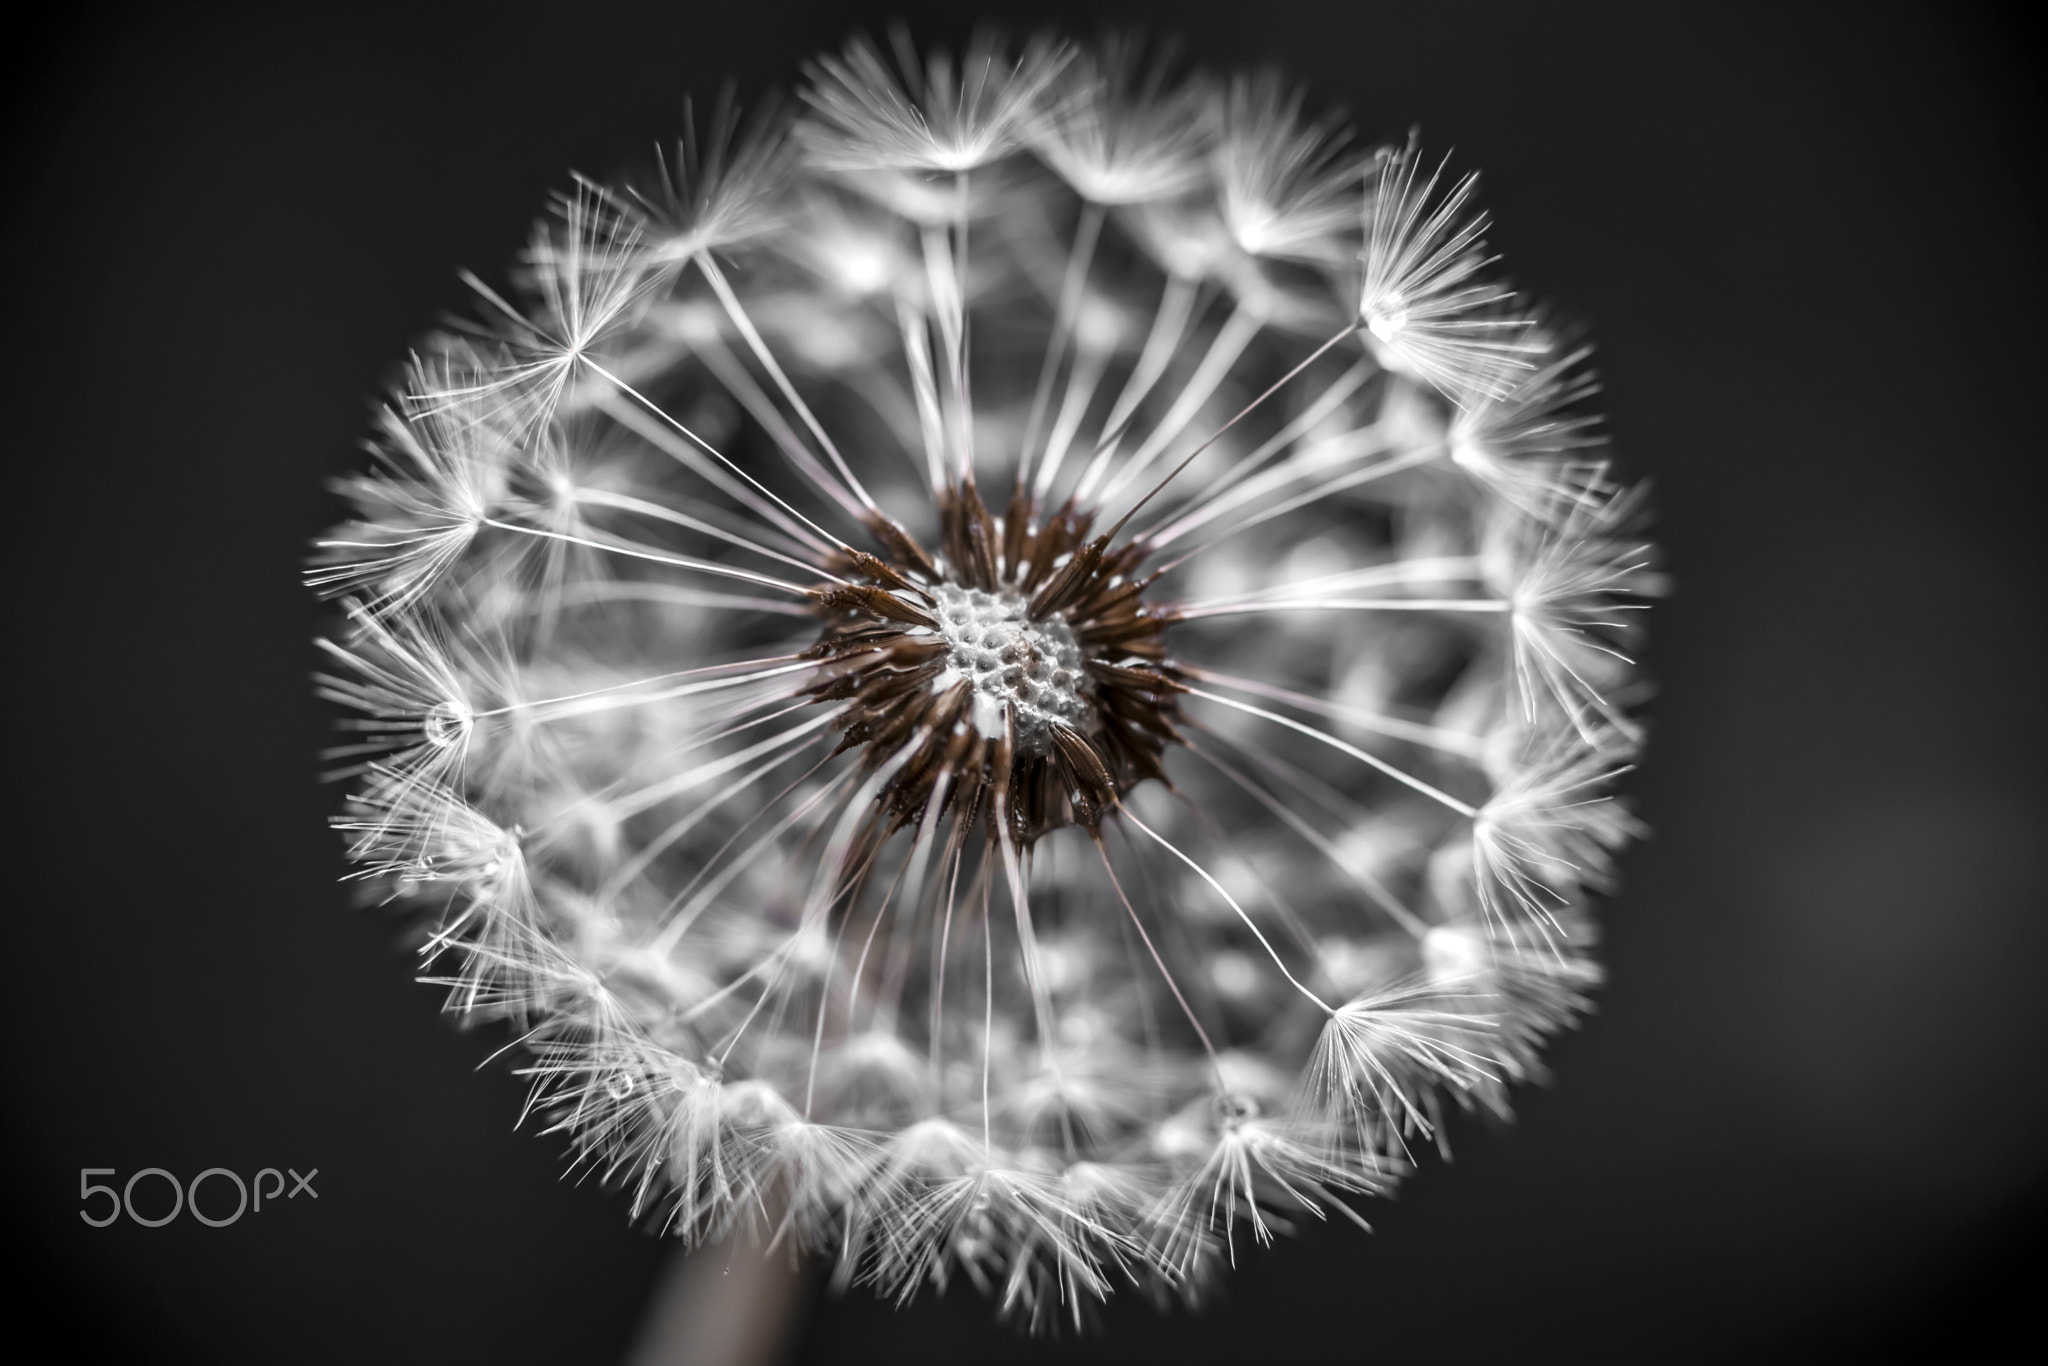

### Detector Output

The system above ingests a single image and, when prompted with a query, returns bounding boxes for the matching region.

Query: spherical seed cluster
[311,30,1658,1331]
[933,584,1092,752]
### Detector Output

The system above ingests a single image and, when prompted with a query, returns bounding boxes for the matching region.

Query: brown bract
[806,478,1180,845]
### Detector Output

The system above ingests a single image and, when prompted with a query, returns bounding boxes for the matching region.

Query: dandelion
[312,29,1658,1329]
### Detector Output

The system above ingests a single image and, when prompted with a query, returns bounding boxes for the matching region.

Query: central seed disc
[933,583,1090,753]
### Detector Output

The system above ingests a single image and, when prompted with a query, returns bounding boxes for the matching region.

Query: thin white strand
[920,220,973,483]
[1017,199,1107,491]
[995,816,1065,1088]
[675,325,876,525]
[587,359,858,556]
[1100,300,1263,503]
[1151,441,1443,573]
[568,487,842,580]
[1030,335,1113,503]
[1181,665,1486,757]
[1182,685,1479,817]
[522,580,812,617]
[474,652,810,719]
[595,391,835,558]
[1174,597,1510,620]
[1137,359,1374,543]
[896,297,950,492]
[1103,318,1367,533]
[479,518,815,596]
[696,253,883,515]
[605,703,845,821]
[1144,426,1395,552]
[1184,733,1428,939]
[596,725,832,903]
[1094,836,1223,1073]
[1176,556,1482,610]
[1117,806,1333,1015]
[649,764,860,957]
[1068,274,1200,502]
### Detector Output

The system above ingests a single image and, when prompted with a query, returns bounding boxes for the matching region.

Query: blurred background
[5,1,2041,1360]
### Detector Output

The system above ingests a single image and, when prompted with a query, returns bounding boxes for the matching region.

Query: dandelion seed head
[312,27,1658,1326]
[932,584,1093,751]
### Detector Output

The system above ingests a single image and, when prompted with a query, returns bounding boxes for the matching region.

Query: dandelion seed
[1213,72,1365,266]
[313,28,1656,1326]
[619,88,800,263]
[798,30,1074,175]
[1358,137,1540,400]
[1030,35,1214,207]
[1447,320,1616,519]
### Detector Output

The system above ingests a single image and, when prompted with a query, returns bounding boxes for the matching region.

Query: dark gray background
[6,1,2041,1360]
